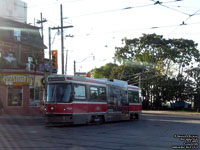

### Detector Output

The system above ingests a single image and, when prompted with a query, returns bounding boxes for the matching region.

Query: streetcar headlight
[64,108,66,111]
[50,106,54,110]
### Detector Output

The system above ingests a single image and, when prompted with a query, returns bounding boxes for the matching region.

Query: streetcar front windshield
[128,90,140,103]
[47,83,72,103]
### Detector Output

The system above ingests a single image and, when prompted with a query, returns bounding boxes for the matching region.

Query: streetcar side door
[107,86,121,113]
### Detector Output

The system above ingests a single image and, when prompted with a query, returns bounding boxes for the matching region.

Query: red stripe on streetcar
[46,103,107,114]
[66,77,73,80]
[129,104,142,111]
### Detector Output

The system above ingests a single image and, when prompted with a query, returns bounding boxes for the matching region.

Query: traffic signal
[51,50,58,69]
[86,72,91,77]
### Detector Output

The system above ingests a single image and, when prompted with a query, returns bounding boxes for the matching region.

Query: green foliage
[115,34,199,109]
[110,61,146,84]
[115,34,200,75]
[93,63,118,78]
[94,34,200,110]
[115,34,200,109]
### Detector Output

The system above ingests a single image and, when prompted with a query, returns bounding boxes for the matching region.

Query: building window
[7,87,23,106]
[14,28,21,41]
[28,56,33,63]
[29,87,40,107]
[74,84,86,100]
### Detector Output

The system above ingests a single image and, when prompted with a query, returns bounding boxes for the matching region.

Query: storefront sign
[3,75,32,86]
[0,74,43,86]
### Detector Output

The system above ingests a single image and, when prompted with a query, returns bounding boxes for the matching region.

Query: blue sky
[24,0,200,74]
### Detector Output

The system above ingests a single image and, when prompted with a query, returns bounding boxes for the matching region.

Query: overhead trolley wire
[184,9,200,22]
[68,0,183,18]
[168,8,200,35]
[151,0,190,15]
[28,0,185,18]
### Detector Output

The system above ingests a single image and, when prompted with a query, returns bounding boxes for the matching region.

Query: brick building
[0,17,46,115]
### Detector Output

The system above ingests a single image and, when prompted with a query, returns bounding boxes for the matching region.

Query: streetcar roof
[47,74,106,85]
[47,74,139,90]
[128,85,140,91]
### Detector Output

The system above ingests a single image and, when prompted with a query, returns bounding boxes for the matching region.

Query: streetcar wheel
[130,114,134,120]
[99,116,105,124]
[134,113,140,120]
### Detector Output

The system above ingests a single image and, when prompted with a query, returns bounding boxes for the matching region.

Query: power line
[169,8,200,35]
[72,21,200,37]
[165,4,200,11]
[151,0,190,16]
[43,18,200,40]
[184,8,200,22]
[27,0,184,19]
[25,0,200,44]
[68,0,182,18]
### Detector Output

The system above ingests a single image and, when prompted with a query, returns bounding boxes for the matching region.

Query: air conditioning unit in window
[26,63,35,71]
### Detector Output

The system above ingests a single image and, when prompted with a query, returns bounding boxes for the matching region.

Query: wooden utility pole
[60,4,64,74]
[37,13,47,42]
[51,4,73,74]
[48,27,51,64]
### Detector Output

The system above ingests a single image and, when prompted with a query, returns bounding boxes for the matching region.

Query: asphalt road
[0,111,199,150]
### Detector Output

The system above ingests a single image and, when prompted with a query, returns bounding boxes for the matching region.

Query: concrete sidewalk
[142,110,200,116]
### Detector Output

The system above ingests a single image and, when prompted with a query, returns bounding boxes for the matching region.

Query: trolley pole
[139,74,141,88]
[74,60,76,75]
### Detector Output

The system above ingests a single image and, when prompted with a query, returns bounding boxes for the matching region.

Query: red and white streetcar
[45,74,142,125]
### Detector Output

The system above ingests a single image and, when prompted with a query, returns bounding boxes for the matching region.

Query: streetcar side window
[74,84,86,100]
[90,87,98,99]
[99,87,106,100]
[89,86,106,101]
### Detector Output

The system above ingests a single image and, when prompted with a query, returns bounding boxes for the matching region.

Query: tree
[115,34,200,75]
[114,33,200,109]
[93,63,118,78]
[110,62,146,85]
[93,62,146,86]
